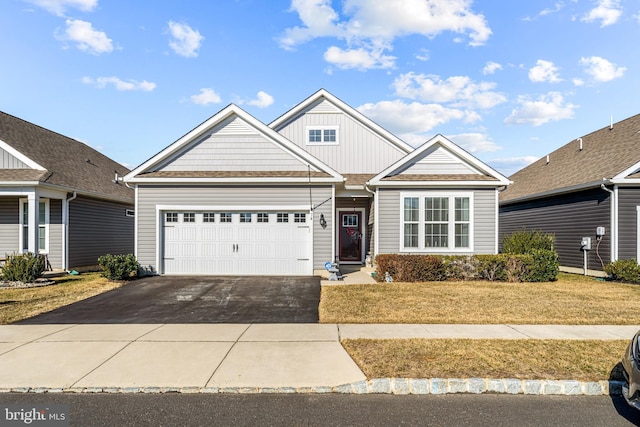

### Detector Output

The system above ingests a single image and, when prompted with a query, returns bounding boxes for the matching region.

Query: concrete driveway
[19,276,321,324]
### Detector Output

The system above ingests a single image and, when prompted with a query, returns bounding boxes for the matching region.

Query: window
[240,213,252,223]
[257,213,269,223]
[220,213,232,223]
[183,212,195,223]
[306,126,339,145]
[342,214,358,227]
[277,213,289,223]
[165,212,178,223]
[401,193,472,252]
[294,213,306,223]
[203,212,215,223]
[20,199,49,253]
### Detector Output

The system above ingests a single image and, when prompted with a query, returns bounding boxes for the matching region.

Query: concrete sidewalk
[0,323,637,393]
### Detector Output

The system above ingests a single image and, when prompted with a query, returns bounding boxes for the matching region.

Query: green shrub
[475,254,508,281]
[375,254,445,282]
[604,259,640,283]
[503,229,555,254]
[525,249,559,282]
[1,252,45,283]
[442,256,479,280]
[97,253,139,280]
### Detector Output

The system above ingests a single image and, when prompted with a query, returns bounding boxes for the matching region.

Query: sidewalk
[0,323,636,394]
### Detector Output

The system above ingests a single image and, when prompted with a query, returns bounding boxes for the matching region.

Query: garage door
[162,210,312,275]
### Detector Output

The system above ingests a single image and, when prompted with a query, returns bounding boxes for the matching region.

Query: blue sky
[1,0,638,176]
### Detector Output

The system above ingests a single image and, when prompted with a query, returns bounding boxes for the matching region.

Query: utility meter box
[581,237,591,250]
[596,226,605,237]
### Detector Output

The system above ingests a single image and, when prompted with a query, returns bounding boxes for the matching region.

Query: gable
[0,146,30,169]
[397,145,480,175]
[153,116,310,173]
[271,90,412,175]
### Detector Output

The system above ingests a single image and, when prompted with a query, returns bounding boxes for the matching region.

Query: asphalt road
[18,276,321,324]
[0,394,638,426]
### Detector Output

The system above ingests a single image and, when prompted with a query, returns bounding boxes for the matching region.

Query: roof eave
[499,180,607,205]
[371,180,507,187]
[125,176,343,184]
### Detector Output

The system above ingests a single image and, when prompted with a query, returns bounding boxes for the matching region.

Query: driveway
[19,276,321,324]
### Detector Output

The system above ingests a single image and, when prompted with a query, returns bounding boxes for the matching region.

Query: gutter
[600,181,617,262]
[63,191,77,271]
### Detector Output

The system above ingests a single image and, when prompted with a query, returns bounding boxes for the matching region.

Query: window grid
[424,197,449,248]
[165,212,178,223]
[220,213,232,223]
[183,212,195,223]
[403,197,419,248]
[257,213,269,223]
[294,213,306,223]
[203,212,215,223]
[240,213,252,223]
[277,213,289,223]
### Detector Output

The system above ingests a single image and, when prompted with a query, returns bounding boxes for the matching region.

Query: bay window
[401,192,472,252]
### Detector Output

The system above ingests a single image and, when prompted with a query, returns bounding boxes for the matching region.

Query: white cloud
[447,132,501,153]
[57,19,112,55]
[247,91,274,108]
[415,48,430,62]
[24,0,97,16]
[504,92,577,126]
[190,88,222,105]
[482,61,502,75]
[323,45,396,70]
[489,156,539,177]
[582,0,622,27]
[579,56,626,82]
[280,0,491,70]
[392,72,507,110]
[357,99,467,137]
[168,21,204,58]
[528,59,562,83]
[82,76,156,91]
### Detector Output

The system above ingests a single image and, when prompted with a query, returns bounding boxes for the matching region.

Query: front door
[339,211,362,262]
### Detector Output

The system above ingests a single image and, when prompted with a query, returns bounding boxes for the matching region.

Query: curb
[0,379,625,396]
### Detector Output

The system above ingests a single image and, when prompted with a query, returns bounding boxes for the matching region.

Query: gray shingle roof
[0,111,133,202]
[500,113,640,203]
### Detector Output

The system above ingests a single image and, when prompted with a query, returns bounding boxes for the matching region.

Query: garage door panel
[163,211,311,275]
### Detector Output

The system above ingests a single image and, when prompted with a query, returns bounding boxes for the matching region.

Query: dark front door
[339,211,362,262]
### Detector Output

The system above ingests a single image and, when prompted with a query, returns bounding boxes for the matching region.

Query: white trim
[0,139,46,170]
[374,187,379,258]
[337,207,366,263]
[613,160,640,181]
[305,125,339,146]
[19,197,49,254]
[156,204,310,212]
[373,180,505,187]
[331,185,336,263]
[613,185,619,261]
[494,187,499,254]
[124,176,343,184]
[636,206,640,263]
[398,191,474,253]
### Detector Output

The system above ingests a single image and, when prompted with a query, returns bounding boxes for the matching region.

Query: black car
[622,330,640,410]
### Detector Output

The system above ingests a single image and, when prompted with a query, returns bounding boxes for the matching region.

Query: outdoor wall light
[319,213,327,229]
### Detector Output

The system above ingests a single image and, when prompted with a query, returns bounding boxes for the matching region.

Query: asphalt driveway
[19,276,321,324]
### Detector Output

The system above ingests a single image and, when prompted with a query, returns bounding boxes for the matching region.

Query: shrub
[1,252,45,283]
[604,259,640,283]
[442,256,479,281]
[97,253,139,280]
[375,254,445,282]
[475,254,508,281]
[503,229,555,254]
[525,249,559,282]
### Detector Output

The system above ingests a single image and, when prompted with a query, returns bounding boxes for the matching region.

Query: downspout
[364,182,376,264]
[63,191,77,271]
[600,182,616,261]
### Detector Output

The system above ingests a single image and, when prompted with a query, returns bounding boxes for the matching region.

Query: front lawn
[0,273,126,324]
[320,273,640,324]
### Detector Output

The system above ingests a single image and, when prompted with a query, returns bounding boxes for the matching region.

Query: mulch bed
[0,278,56,289]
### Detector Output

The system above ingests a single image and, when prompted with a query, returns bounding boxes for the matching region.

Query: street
[1,393,638,426]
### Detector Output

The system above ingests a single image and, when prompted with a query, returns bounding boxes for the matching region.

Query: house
[0,111,134,271]
[499,113,640,273]
[124,89,510,276]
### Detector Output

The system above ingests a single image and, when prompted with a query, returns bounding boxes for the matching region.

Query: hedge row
[375,252,559,283]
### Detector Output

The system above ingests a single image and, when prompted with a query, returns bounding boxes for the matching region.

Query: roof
[0,111,133,202]
[500,113,640,204]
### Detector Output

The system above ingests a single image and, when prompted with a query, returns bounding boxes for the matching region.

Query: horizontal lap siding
[499,188,610,270]
[0,198,18,256]
[68,197,134,268]
[48,199,62,269]
[136,185,333,274]
[377,188,497,255]
[618,188,640,260]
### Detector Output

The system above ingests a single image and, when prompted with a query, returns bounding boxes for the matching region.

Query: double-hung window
[401,192,472,252]
[20,198,49,253]
[306,126,339,145]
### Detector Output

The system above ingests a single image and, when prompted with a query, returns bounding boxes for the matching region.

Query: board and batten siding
[0,148,29,169]
[68,196,134,268]
[617,187,640,261]
[499,187,611,270]
[0,198,19,257]
[377,188,498,255]
[274,100,407,174]
[136,185,333,274]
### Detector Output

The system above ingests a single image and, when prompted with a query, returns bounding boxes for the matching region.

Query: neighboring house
[124,89,510,276]
[499,113,640,273]
[0,111,134,271]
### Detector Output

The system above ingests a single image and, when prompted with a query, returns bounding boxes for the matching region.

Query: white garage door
[162,210,312,275]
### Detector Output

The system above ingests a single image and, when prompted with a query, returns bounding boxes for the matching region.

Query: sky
[1,0,638,176]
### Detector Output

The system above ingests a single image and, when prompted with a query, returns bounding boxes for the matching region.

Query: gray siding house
[0,111,134,271]
[499,114,640,273]
[125,89,510,276]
